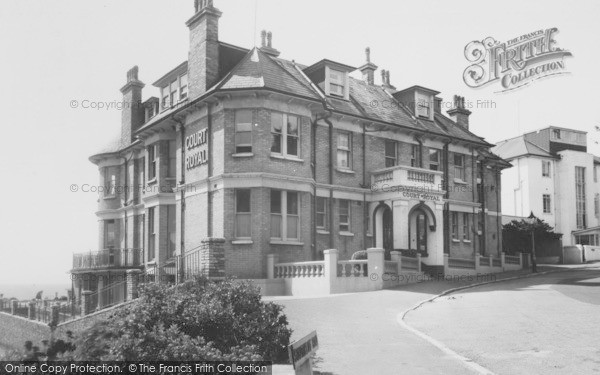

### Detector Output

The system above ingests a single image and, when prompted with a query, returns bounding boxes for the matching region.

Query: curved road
[405,265,600,375]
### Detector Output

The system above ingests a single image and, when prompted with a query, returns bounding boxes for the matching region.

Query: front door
[382,208,393,254]
[416,211,428,252]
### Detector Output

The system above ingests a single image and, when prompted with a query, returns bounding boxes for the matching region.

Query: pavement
[268,264,595,375]
[405,263,600,375]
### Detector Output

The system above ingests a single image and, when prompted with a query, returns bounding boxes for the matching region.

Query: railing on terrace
[274,261,324,278]
[72,248,143,270]
[373,170,394,184]
[448,257,476,269]
[479,256,491,267]
[0,298,81,324]
[384,260,398,274]
[338,260,368,277]
[492,258,502,267]
[505,255,521,265]
[87,281,127,314]
[407,170,435,184]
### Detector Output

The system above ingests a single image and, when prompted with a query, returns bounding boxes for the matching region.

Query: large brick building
[71,0,510,305]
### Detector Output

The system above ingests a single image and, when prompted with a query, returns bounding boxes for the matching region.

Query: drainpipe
[480,159,487,256]
[496,167,501,256]
[443,142,450,255]
[471,149,477,256]
[207,102,213,237]
[325,117,335,249]
[311,110,332,260]
[362,123,367,250]
[173,119,186,281]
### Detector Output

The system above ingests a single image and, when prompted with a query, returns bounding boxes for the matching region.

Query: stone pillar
[28,302,36,320]
[367,248,385,290]
[416,253,422,273]
[11,300,18,315]
[443,254,449,275]
[489,254,494,269]
[475,253,481,270]
[97,276,105,309]
[323,249,339,293]
[390,251,401,274]
[501,252,506,269]
[126,269,143,300]
[200,238,226,279]
[267,254,279,279]
[81,291,93,316]
[51,305,60,326]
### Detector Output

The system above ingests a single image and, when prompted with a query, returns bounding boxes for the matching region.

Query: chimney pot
[447,95,472,129]
[261,30,267,47]
[267,31,272,48]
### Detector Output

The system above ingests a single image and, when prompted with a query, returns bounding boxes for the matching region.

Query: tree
[67,277,292,363]
[502,216,561,256]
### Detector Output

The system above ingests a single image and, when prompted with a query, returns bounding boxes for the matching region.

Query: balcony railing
[72,248,143,271]
[371,165,443,194]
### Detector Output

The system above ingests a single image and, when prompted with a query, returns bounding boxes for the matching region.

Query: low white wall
[583,246,600,262]
[283,277,330,296]
[240,279,285,296]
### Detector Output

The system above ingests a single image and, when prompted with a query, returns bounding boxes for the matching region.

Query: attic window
[328,69,346,98]
[416,94,431,118]
[161,73,188,110]
[553,129,561,139]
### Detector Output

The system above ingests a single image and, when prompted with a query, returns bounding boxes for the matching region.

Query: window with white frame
[454,153,465,180]
[235,189,251,238]
[271,112,300,157]
[161,74,188,110]
[270,190,299,240]
[148,144,158,181]
[339,200,351,232]
[462,213,470,241]
[543,194,551,214]
[385,140,398,168]
[235,110,253,154]
[429,149,440,171]
[104,167,117,197]
[542,160,551,177]
[553,129,561,139]
[168,140,176,178]
[595,194,599,217]
[316,197,328,230]
[417,97,430,118]
[148,207,156,260]
[104,220,116,249]
[411,144,421,168]
[576,166,587,229]
[337,133,351,169]
[451,212,459,240]
[328,69,346,98]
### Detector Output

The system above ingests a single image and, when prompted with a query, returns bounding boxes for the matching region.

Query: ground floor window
[462,213,470,241]
[235,189,252,238]
[575,234,599,246]
[451,212,459,240]
[167,206,176,258]
[543,194,551,214]
[339,200,351,232]
[148,207,156,260]
[316,197,328,230]
[270,190,299,240]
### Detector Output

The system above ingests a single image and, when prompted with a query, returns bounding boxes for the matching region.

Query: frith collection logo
[463,28,572,92]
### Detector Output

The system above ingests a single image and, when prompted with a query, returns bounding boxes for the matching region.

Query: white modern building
[493,126,600,246]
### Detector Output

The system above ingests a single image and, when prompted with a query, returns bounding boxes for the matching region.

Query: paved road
[405,265,600,375]
[271,270,540,375]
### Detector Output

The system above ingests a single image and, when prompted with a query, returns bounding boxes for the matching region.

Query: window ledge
[316,229,330,235]
[453,178,468,185]
[336,168,355,175]
[452,239,460,243]
[366,233,373,237]
[146,260,156,266]
[270,240,304,246]
[232,239,254,245]
[270,153,304,163]
[147,178,157,185]
[103,195,116,200]
[463,240,472,244]
[339,231,355,237]
[232,152,254,158]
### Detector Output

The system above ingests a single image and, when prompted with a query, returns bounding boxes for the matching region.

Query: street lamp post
[525,212,538,273]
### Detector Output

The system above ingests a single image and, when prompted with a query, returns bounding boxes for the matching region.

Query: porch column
[267,254,279,279]
[323,249,338,294]
[126,269,142,300]
[390,251,401,274]
[367,248,385,290]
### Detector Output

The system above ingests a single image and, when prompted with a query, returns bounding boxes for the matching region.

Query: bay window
[271,112,300,157]
[235,189,252,238]
[235,110,253,154]
[270,190,300,241]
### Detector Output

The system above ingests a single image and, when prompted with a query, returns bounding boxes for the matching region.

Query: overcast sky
[0,0,598,285]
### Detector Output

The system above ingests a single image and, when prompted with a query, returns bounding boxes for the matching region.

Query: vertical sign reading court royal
[186,128,208,169]
[463,27,572,92]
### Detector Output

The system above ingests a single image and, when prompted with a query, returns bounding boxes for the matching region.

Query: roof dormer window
[417,97,431,118]
[328,69,346,98]
[160,73,189,111]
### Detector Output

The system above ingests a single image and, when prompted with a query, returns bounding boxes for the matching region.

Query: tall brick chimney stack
[381,69,396,91]
[120,66,145,145]
[447,95,472,129]
[187,0,222,101]
[358,47,378,85]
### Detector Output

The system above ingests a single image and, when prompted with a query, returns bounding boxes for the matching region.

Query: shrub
[351,250,367,260]
[69,277,291,363]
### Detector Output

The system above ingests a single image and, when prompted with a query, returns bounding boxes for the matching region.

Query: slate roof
[492,136,556,161]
